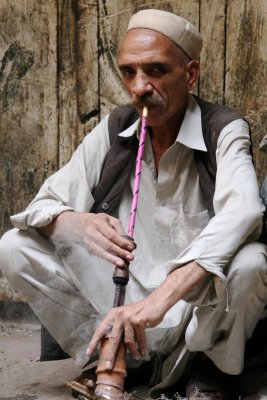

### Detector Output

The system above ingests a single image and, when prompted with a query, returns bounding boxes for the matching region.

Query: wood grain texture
[225,0,267,183]
[98,0,132,118]
[0,1,58,229]
[199,0,226,104]
[58,0,99,166]
[0,0,58,298]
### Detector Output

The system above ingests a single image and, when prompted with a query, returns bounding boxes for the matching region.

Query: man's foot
[187,388,225,399]
[185,354,236,400]
[66,368,97,399]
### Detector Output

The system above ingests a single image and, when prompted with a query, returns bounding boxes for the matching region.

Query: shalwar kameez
[1,95,266,396]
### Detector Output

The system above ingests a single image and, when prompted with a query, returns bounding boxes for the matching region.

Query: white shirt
[11,95,264,318]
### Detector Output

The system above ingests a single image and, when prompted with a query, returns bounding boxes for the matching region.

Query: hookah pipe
[95,106,149,400]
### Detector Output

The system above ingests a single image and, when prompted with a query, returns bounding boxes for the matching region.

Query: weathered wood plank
[98,0,132,118]
[225,0,267,183]
[199,0,226,104]
[98,0,200,118]
[0,0,58,229]
[58,0,99,167]
[171,0,199,26]
[57,0,77,166]
[0,0,58,299]
[172,0,199,97]
[75,1,99,140]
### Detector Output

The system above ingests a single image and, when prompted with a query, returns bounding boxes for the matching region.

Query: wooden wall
[0,0,266,300]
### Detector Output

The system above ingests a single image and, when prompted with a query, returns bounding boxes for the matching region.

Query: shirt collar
[177,94,207,151]
[118,95,207,152]
[118,118,140,138]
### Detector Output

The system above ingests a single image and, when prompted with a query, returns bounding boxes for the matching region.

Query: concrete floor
[0,319,81,399]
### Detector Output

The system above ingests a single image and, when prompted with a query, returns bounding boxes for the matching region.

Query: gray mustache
[132,94,164,108]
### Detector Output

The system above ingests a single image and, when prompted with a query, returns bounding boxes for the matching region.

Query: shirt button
[102,202,109,210]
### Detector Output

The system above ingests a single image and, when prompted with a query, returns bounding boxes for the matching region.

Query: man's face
[118,29,198,126]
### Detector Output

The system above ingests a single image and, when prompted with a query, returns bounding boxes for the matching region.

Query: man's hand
[81,213,135,267]
[86,261,210,370]
[37,211,135,267]
[86,296,165,369]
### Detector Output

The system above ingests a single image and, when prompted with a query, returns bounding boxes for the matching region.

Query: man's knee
[0,228,54,281]
[1,229,24,274]
[226,242,267,312]
[228,242,267,286]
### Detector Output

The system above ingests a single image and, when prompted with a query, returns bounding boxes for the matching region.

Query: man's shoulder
[193,95,243,124]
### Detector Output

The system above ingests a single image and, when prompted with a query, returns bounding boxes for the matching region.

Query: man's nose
[132,72,153,97]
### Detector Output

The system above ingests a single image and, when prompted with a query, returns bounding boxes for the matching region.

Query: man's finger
[84,235,133,266]
[124,324,141,359]
[99,224,135,252]
[105,328,123,370]
[86,324,108,356]
[134,325,147,355]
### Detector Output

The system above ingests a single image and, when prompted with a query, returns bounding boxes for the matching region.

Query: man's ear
[185,60,200,91]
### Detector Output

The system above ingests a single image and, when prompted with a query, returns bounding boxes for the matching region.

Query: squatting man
[1,9,267,400]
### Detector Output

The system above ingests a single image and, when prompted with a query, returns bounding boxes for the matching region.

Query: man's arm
[86,260,209,369]
[166,120,265,301]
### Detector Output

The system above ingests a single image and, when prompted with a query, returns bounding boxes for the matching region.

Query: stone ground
[0,303,81,400]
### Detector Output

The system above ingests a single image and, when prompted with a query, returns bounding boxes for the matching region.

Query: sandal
[66,368,97,399]
[187,388,225,399]
[185,354,235,400]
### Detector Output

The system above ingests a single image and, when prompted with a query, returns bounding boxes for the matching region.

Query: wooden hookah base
[65,380,135,400]
[66,339,133,400]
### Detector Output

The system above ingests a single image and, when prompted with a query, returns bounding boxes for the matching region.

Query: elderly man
[0,9,266,400]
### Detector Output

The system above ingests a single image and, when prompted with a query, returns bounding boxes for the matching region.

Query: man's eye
[120,68,134,77]
[148,65,167,75]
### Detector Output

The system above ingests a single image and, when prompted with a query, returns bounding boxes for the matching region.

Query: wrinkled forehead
[119,28,182,62]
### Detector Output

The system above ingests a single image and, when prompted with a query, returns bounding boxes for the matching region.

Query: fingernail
[105,361,112,370]
[126,254,133,260]
[86,346,91,356]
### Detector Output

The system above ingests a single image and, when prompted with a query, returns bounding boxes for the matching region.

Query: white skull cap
[127,9,203,60]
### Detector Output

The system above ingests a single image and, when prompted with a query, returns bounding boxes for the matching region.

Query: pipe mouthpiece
[142,106,148,118]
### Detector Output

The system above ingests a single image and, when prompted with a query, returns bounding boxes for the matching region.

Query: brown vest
[91,96,242,215]
[91,96,266,243]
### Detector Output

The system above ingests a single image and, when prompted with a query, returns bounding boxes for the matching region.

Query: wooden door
[0,0,266,300]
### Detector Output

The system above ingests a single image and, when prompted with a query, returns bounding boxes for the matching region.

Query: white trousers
[0,228,267,392]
